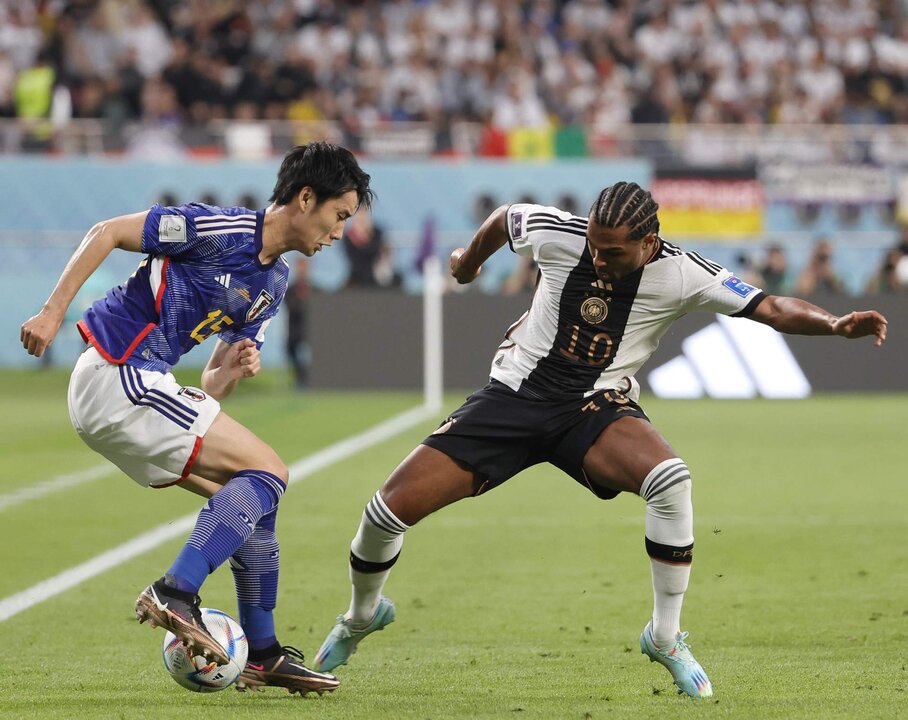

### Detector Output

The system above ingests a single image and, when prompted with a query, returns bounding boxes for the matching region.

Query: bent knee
[639,458,691,504]
[265,459,289,486]
[245,448,288,487]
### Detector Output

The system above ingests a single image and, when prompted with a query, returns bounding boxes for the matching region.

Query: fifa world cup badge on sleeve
[722,275,758,298]
[510,212,523,240]
[159,215,187,243]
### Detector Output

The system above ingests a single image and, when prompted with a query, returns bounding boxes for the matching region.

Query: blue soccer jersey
[78,203,289,372]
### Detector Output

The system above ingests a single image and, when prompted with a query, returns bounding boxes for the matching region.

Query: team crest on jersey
[722,275,758,298]
[158,215,186,243]
[246,289,275,323]
[580,296,609,325]
[178,387,207,402]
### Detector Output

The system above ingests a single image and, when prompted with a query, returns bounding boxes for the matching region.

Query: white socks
[346,492,409,624]
[639,458,694,646]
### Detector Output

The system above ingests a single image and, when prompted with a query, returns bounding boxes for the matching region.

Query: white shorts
[68,346,221,488]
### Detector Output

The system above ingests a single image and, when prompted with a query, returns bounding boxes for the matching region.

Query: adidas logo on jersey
[214,273,231,288]
[646,314,810,399]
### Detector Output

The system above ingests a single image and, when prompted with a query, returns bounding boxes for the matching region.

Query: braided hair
[589,182,660,241]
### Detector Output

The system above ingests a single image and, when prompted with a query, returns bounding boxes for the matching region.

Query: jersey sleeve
[505,203,534,257]
[141,204,213,259]
[506,203,579,259]
[680,252,766,317]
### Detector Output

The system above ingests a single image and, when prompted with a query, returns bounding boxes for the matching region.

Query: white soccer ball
[161,608,248,693]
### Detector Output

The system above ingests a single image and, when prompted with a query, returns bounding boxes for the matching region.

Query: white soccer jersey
[490,204,766,399]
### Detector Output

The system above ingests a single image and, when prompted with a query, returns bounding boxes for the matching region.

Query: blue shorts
[421,380,649,500]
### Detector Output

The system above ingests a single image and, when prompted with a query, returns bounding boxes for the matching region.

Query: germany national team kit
[423,203,766,499]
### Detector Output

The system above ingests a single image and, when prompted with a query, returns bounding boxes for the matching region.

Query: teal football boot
[312,597,396,672]
[640,621,714,699]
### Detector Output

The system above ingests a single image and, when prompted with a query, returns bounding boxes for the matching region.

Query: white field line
[0,463,115,513]
[0,403,434,624]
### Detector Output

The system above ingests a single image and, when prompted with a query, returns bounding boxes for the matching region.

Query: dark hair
[270,142,374,209]
[590,181,659,241]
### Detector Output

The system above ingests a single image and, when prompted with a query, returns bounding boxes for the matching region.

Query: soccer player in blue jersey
[20,142,373,696]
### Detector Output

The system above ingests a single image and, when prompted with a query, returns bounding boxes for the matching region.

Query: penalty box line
[0,403,435,624]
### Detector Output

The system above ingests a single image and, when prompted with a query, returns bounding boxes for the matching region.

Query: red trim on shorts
[149,477,182,489]
[149,435,202,489]
[77,321,157,365]
[180,435,204,480]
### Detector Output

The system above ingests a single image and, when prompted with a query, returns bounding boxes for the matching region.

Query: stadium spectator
[285,256,313,389]
[867,222,908,294]
[125,77,185,159]
[795,237,847,295]
[14,48,57,151]
[500,255,538,295]
[19,141,373,697]
[757,243,792,295]
[311,181,887,699]
[343,210,400,289]
[865,246,908,295]
[0,50,15,117]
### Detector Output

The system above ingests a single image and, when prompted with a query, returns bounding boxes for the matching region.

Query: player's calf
[639,458,694,645]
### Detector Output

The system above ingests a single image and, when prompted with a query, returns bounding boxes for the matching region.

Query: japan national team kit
[68,204,289,488]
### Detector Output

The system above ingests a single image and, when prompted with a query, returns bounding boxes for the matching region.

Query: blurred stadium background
[1,0,907,391]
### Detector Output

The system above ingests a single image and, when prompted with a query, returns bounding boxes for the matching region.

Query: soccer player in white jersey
[20,142,373,696]
[313,182,888,698]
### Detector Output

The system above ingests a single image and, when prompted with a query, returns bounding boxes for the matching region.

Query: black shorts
[421,379,650,500]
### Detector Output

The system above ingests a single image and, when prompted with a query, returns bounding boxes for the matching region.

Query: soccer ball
[161,608,248,692]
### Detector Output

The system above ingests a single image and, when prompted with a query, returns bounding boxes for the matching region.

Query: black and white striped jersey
[490,203,766,399]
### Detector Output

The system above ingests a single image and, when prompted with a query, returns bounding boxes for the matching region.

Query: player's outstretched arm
[450,204,511,284]
[748,295,888,347]
[201,338,261,400]
[20,211,148,357]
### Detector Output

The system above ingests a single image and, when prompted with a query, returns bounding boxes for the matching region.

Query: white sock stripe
[368,493,409,533]
[369,500,407,533]
[645,466,691,501]
[363,503,395,534]
[371,492,410,531]
[640,459,688,500]
[364,501,405,536]
[246,471,286,500]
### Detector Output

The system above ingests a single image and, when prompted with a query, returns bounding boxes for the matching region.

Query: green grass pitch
[0,368,905,719]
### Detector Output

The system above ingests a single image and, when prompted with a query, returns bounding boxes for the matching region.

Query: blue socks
[230,508,280,651]
[166,470,284,594]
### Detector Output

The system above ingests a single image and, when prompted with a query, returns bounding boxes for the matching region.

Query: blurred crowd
[734,227,908,297]
[4,0,907,298]
[2,0,908,148]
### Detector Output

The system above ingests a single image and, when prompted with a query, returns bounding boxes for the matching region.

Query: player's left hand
[832,310,888,347]
[226,338,261,378]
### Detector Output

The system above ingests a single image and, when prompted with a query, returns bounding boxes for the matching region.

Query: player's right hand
[20,309,63,358]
